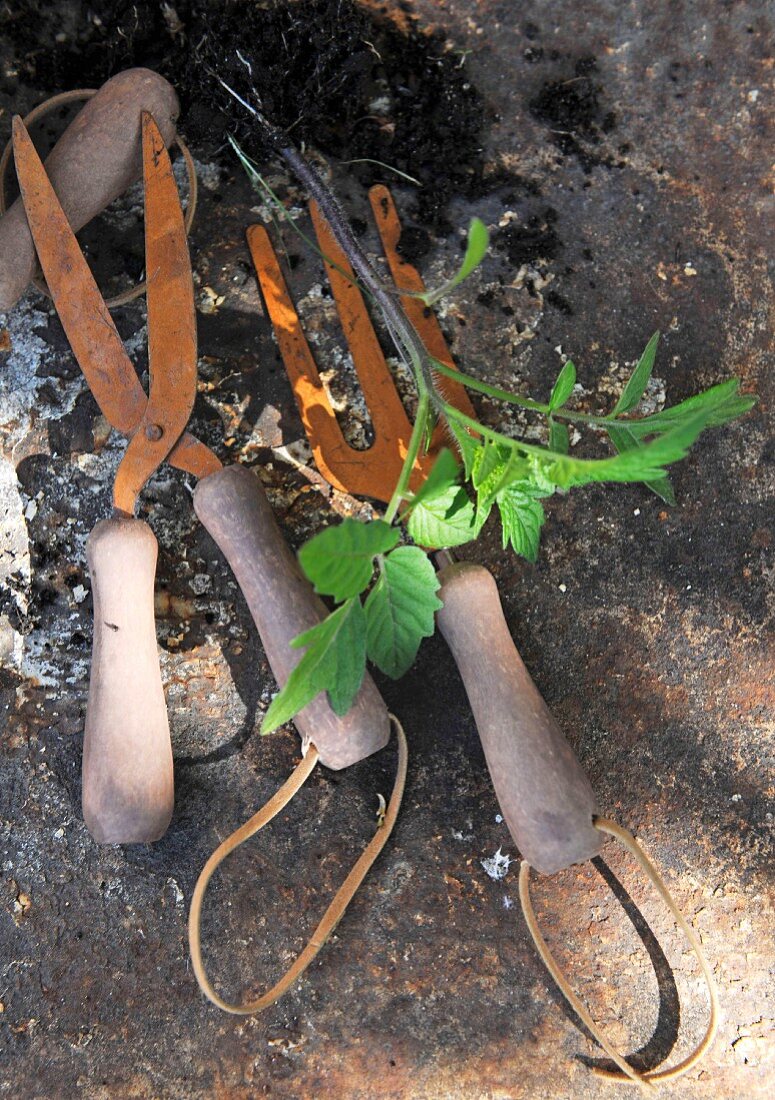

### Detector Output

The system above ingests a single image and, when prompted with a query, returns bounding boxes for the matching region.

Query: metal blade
[12,115,146,435]
[112,112,199,513]
[12,116,221,491]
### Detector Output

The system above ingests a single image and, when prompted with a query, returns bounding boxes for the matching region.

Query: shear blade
[112,112,199,514]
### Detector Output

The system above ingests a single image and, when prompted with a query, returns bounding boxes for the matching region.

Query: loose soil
[1,0,490,224]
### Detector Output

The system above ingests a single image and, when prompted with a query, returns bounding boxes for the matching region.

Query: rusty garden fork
[248,184,603,876]
[247,185,476,504]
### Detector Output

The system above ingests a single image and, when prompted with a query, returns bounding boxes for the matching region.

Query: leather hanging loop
[518,817,719,1088]
[188,715,408,1015]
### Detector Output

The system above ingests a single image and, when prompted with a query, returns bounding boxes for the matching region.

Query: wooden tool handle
[82,517,173,844]
[0,68,179,313]
[193,466,390,770]
[436,562,601,874]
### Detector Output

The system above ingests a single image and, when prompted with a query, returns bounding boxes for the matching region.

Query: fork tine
[248,223,401,501]
[308,201,416,452]
[368,185,478,447]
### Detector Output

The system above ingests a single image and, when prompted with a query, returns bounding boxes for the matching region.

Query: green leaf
[420,401,439,455]
[365,547,442,678]
[617,379,755,437]
[298,519,399,602]
[611,333,659,416]
[472,441,532,510]
[549,360,576,411]
[448,419,480,479]
[471,439,506,490]
[549,419,570,454]
[607,424,676,505]
[497,484,546,563]
[407,484,477,548]
[455,218,490,286]
[422,218,489,305]
[500,378,751,491]
[407,448,461,513]
[261,599,367,732]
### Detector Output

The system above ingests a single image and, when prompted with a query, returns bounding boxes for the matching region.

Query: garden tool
[0,69,196,313]
[247,185,718,1084]
[13,115,395,863]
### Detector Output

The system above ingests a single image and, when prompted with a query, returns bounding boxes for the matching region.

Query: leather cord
[518,816,719,1088]
[188,714,408,1015]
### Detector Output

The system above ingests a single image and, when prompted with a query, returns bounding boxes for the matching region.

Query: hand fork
[248,185,602,877]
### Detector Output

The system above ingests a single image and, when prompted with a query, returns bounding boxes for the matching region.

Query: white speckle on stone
[558,583,567,593]
[731,793,742,803]
[503,896,514,910]
[72,585,88,604]
[495,814,503,824]
[481,847,515,881]
[190,574,212,596]
[633,508,641,516]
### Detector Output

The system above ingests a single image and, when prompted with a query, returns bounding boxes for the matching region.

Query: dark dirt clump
[528,56,615,171]
[494,208,561,266]
[1,0,490,225]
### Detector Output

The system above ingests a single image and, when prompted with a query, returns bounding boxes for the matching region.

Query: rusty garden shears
[13,113,391,846]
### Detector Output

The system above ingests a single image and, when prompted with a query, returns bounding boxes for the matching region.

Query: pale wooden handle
[0,68,179,312]
[436,562,601,874]
[82,517,173,844]
[194,466,390,770]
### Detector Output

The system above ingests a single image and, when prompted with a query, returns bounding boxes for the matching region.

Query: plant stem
[384,392,430,524]
[219,79,443,408]
[442,403,564,463]
[431,359,549,413]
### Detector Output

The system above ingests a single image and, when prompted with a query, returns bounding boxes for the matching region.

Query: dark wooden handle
[436,561,601,874]
[193,466,390,770]
[82,517,173,844]
[0,68,179,312]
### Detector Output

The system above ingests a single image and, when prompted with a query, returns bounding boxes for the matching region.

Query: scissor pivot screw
[146,424,164,442]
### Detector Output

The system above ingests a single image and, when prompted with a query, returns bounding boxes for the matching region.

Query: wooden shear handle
[194,465,390,770]
[82,518,173,844]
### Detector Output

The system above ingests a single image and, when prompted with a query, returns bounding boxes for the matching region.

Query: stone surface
[0,2,772,1098]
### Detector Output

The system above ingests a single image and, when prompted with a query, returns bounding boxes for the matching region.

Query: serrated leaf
[606,424,676,505]
[497,484,545,563]
[549,360,576,411]
[448,420,480,478]
[549,419,570,454]
[299,518,399,601]
[479,449,532,511]
[261,598,367,732]
[408,448,461,512]
[407,484,477,548]
[519,379,750,490]
[365,547,442,678]
[471,439,507,490]
[611,332,659,416]
[618,379,756,437]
